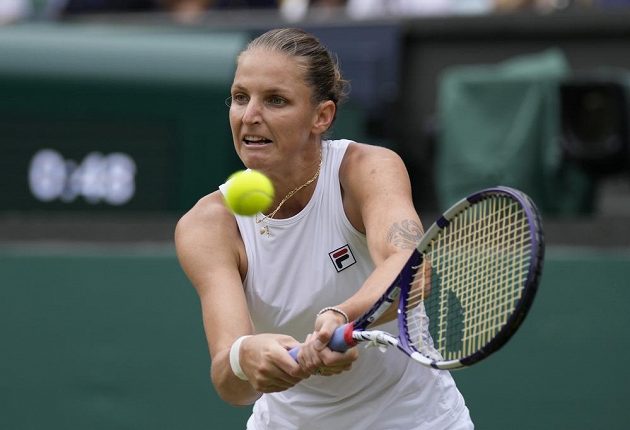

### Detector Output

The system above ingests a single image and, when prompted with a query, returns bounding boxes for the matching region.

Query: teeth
[244,135,266,141]
[244,135,271,144]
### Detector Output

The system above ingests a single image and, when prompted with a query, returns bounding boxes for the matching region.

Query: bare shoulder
[176,191,234,241]
[175,191,246,286]
[341,141,405,172]
[339,142,415,235]
[340,141,411,199]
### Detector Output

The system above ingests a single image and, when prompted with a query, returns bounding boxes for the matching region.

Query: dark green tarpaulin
[436,49,594,215]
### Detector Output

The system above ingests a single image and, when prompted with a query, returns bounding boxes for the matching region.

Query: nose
[241,99,262,125]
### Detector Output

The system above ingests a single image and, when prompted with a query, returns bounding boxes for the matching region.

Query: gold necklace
[255,146,322,236]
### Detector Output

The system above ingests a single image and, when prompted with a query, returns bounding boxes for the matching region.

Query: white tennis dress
[225,139,473,430]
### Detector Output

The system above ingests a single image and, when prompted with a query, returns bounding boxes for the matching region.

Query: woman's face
[229,48,326,172]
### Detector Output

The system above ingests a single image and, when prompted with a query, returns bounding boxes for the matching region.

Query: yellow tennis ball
[225,170,275,216]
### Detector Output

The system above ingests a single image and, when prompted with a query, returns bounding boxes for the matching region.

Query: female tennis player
[175,28,473,429]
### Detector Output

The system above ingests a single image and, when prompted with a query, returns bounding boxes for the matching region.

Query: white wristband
[229,335,251,381]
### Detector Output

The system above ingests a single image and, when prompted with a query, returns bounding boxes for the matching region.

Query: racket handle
[288,324,354,362]
[329,323,354,351]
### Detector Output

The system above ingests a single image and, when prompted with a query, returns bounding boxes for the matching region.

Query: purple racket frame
[290,186,545,370]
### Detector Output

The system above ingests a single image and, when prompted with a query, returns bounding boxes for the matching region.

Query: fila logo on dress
[329,245,356,272]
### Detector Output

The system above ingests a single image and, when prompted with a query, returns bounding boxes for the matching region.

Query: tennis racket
[289,186,544,370]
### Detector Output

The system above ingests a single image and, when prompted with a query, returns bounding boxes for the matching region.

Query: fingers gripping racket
[290,186,544,370]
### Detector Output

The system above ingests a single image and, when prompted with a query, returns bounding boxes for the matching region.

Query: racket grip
[288,324,354,362]
[328,323,353,352]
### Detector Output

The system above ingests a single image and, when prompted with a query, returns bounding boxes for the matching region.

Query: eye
[229,93,249,106]
[265,95,287,107]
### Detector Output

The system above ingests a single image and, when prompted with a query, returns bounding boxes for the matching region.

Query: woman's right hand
[239,333,312,393]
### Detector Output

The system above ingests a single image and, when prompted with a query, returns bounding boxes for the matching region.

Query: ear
[311,100,336,135]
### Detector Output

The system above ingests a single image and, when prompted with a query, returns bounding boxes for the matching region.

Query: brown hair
[242,28,350,111]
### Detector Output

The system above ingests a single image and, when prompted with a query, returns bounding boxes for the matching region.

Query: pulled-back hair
[243,28,350,109]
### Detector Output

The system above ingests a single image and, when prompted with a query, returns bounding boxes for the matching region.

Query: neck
[261,144,323,220]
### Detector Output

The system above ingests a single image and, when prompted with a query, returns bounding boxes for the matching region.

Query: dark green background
[0,26,247,213]
[1,17,629,430]
[0,25,368,214]
[1,246,628,429]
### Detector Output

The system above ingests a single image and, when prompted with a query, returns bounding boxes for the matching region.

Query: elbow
[220,391,261,407]
[211,364,261,406]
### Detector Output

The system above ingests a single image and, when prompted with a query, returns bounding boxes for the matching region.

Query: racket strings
[461,200,529,354]
[405,196,532,361]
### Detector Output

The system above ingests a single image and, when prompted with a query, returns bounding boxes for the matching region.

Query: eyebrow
[230,84,293,97]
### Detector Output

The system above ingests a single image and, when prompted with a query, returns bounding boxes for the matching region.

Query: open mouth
[243,135,272,145]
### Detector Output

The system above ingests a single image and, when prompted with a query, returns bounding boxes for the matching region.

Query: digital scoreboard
[0,26,249,213]
[2,117,178,211]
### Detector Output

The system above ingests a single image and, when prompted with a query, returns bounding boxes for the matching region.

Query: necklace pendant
[254,145,322,239]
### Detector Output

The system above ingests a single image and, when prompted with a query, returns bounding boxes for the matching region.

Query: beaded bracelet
[317,306,349,324]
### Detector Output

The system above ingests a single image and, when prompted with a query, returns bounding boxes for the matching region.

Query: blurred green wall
[0,24,370,214]
[452,248,630,429]
[0,25,251,213]
[0,246,252,429]
[1,246,629,429]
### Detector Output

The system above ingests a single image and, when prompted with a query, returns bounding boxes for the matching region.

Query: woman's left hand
[297,311,358,376]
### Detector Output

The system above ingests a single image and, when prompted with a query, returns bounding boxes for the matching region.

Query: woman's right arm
[174,192,309,405]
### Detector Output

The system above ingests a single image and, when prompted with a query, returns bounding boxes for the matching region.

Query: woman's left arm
[297,142,424,373]
[336,142,424,320]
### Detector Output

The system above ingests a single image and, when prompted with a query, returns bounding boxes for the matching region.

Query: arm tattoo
[386,219,424,250]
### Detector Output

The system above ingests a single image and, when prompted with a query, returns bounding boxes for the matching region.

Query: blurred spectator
[62,0,276,16]
[310,0,346,7]
[308,0,347,19]
[346,0,456,18]
[161,0,213,22]
[280,0,308,20]
[493,0,534,10]
[169,0,277,23]
[494,0,594,13]
[0,0,31,23]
